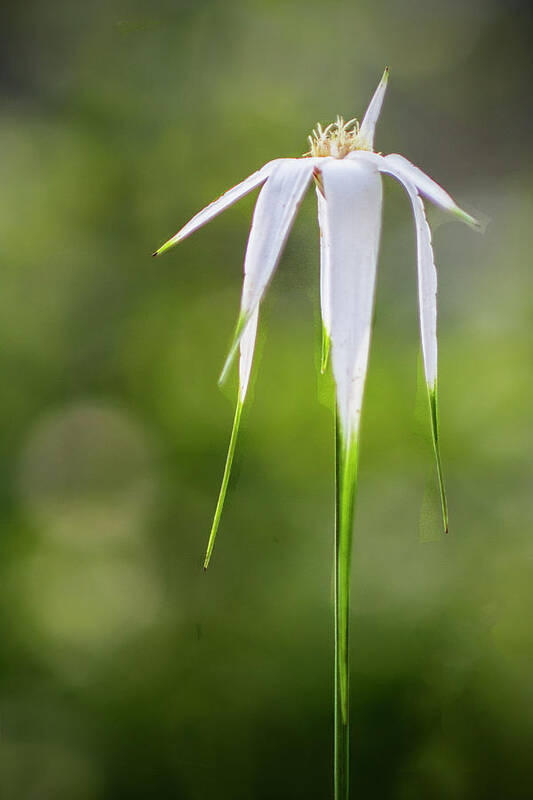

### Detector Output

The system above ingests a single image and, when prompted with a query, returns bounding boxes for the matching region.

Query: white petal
[399,180,438,388]
[238,306,258,402]
[319,158,383,442]
[241,158,317,313]
[347,150,436,383]
[383,154,478,227]
[153,160,279,256]
[385,171,450,532]
[350,150,479,227]
[219,157,318,382]
[317,187,330,332]
[358,68,389,150]
[350,150,449,531]
[316,185,332,371]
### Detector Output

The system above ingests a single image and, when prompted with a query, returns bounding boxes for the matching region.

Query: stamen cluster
[306,116,373,158]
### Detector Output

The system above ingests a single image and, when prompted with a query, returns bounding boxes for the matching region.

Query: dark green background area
[1,0,532,797]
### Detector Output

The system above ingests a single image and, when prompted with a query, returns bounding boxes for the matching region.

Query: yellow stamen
[304,115,373,158]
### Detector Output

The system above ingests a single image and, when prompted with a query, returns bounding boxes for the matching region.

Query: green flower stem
[427,384,448,534]
[204,399,243,570]
[334,415,359,800]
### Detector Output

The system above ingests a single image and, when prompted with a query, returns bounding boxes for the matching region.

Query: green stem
[334,414,359,800]
[204,399,243,570]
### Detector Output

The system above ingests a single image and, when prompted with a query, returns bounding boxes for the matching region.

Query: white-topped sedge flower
[153,68,478,800]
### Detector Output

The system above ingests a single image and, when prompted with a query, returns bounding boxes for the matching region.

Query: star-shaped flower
[153,69,478,799]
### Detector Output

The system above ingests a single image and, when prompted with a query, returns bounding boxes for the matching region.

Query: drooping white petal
[349,150,449,532]
[241,158,318,314]
[153,160,280,256]
[358,67,389,150]
[383,154,479,227]
[386,173,449,532]
[317,187,330,333]
[219,157,318,382]
[206,153,315,565]
[349,149,479,229]
[319,158,383,443]
[351,144,439,387]
[316,185,332,372]
[399,179,438,387]
[348,148,455,385]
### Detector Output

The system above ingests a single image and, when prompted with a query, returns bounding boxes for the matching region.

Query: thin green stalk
[334,414,359,800]
[204,399,243,570]
[427,383,448,534]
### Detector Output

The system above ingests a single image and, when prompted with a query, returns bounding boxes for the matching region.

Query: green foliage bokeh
[1,0,532,797]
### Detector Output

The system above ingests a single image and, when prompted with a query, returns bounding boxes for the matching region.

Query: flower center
[305,116,373,158]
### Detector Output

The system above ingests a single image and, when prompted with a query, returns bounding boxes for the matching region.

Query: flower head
[153,68,479,799]
[154,67,477,559]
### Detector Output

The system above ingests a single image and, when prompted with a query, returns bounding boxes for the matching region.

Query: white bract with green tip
[154,68,478,800]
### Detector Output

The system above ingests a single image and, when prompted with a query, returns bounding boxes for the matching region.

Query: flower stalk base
[334,417,359,800]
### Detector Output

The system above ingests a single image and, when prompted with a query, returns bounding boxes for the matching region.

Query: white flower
[154,69,478,798]
[154,67,477,551]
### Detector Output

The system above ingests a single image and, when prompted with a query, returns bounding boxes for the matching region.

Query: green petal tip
[153,235,180,258]
[427,384,449,535]
[455,207,481,230]
[203,400,244,570]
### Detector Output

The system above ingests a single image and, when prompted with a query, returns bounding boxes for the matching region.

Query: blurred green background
[1,0,532,797]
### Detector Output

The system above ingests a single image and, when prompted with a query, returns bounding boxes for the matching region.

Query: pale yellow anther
[304,115,373,158]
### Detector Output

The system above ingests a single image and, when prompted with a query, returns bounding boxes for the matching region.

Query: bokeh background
[1,0,532,797]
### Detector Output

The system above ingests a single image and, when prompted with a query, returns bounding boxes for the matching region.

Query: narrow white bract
[358,67,389,150]
[316,186,332,372]
[241,159,318,317]
[320,158,382,444]
[152,160,278,256]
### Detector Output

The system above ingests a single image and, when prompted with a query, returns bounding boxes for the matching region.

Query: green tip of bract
[427,384,448,534]
[382,66,390,83]
[203,399,244,570]
[153,234,181,258]
[218,311,248,386]
[321,326,331,374]
[455,207,481,230]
